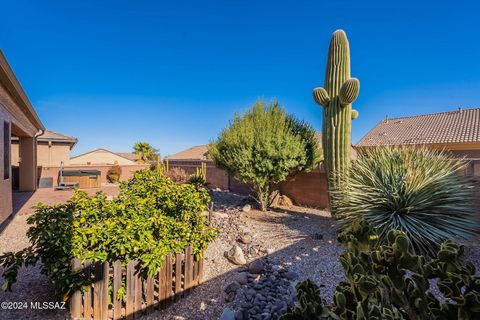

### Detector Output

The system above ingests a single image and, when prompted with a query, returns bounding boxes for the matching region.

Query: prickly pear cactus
[313,30,360,211]
[283,222,480,320]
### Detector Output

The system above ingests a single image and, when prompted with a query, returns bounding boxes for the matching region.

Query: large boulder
[225,245,247,265]
[248,260,265,274]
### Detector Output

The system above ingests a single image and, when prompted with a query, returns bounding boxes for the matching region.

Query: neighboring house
[70,148,138,165]
[166,145,209,161]
[11,129,77,167]
[356,108,480,175]
[0,50,44,224]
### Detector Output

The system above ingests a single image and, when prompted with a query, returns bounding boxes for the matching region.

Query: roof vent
[458,107,463,113]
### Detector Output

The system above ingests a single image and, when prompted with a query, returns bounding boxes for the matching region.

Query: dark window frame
[4,121,10,180]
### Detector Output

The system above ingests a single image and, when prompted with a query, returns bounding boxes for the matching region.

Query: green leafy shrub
[188,162,208,190]
[0,170,217,299]
[333,146,478,256]
[283,220,480,320]
[209,100,321,211]
[106,164,122,183]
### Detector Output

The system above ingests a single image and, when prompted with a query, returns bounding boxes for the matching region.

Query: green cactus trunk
[313,30,360,213]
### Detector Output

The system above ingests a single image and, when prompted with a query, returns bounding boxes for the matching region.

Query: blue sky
[1,1,479,156]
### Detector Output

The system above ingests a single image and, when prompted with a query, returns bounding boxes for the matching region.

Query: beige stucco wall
[0,104,13,224]
[70,149,135,165]
[11,142,71,167]
[0,83,38,137]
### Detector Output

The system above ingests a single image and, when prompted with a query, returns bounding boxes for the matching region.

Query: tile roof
[12,129,77,149]
[356,108,480,147]
[39,129,77,143]
[166,145,209,160]
[115,152,139,161]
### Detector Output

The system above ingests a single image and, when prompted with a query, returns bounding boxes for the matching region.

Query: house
[166,145,209,161]
[70,148,138,165]
[356,108,480,175]
[0,50,44,224]
[11,129,77,167]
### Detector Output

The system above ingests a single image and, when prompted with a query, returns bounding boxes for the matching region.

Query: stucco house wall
[11,142,72,167]
[0,103,13,221]
[0,50,44,225]
[70,148,136,165]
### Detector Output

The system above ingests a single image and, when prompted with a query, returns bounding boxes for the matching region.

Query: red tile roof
[356,108,480,147]
[166,145,209,160]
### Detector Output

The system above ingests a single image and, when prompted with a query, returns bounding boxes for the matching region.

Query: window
[4,121,10,180]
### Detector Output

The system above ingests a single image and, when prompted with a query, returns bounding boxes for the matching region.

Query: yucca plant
[333,146,479,256]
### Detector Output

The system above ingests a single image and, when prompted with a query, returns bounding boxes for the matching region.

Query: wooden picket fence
[70,245,204,320]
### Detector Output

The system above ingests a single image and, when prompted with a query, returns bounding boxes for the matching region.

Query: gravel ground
[1,190,479,320]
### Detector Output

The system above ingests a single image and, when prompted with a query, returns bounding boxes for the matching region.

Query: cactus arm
[339,78,360,105]
[313,87,330,106]
[351,109,359,120]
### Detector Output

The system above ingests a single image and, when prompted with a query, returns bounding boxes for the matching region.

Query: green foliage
[281,280,336,320]
[106,164,122,183]
[209,100,321,211]
[0,170,217,299]
[133,142,159,163]
[188,162,208,190]
[283,220,480,320]
[333,146,478,256]
[313,30,360,212]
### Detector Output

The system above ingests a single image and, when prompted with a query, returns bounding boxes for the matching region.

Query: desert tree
[209,100,321,211]
[133,142,159,163]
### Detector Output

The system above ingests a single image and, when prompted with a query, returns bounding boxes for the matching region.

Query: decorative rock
[225,281,241,294]
[239,233,253,244]
[225,291,236,302]
[261,312,272,320]
[220,307,235,320]
[225,245,247,265]
[233,272,249,285]
[214,211,229,219]
[249,260,265,274]
[285,271,299,281]
[234,309,244,320]
[277,195,293,207]
[266,248,274,255]
[242,204,251,212]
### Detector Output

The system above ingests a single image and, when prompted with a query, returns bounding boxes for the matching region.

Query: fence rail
[70,245,204,320]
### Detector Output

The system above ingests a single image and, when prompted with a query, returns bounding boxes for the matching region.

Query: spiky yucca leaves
[333,146,478,256]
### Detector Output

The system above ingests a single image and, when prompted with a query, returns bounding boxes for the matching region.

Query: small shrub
[283,220,480,320]
[106,164,122,183]
[188,173,207,190]
[0,170,217,299]
[164,167,188,184]
[209,100,321,211]
[188,163,208,190]
[333,146,478,256]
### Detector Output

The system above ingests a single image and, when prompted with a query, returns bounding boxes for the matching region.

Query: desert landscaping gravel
[1,189,479,320]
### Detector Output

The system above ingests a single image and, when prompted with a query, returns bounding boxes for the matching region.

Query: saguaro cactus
[313,30,359,212]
